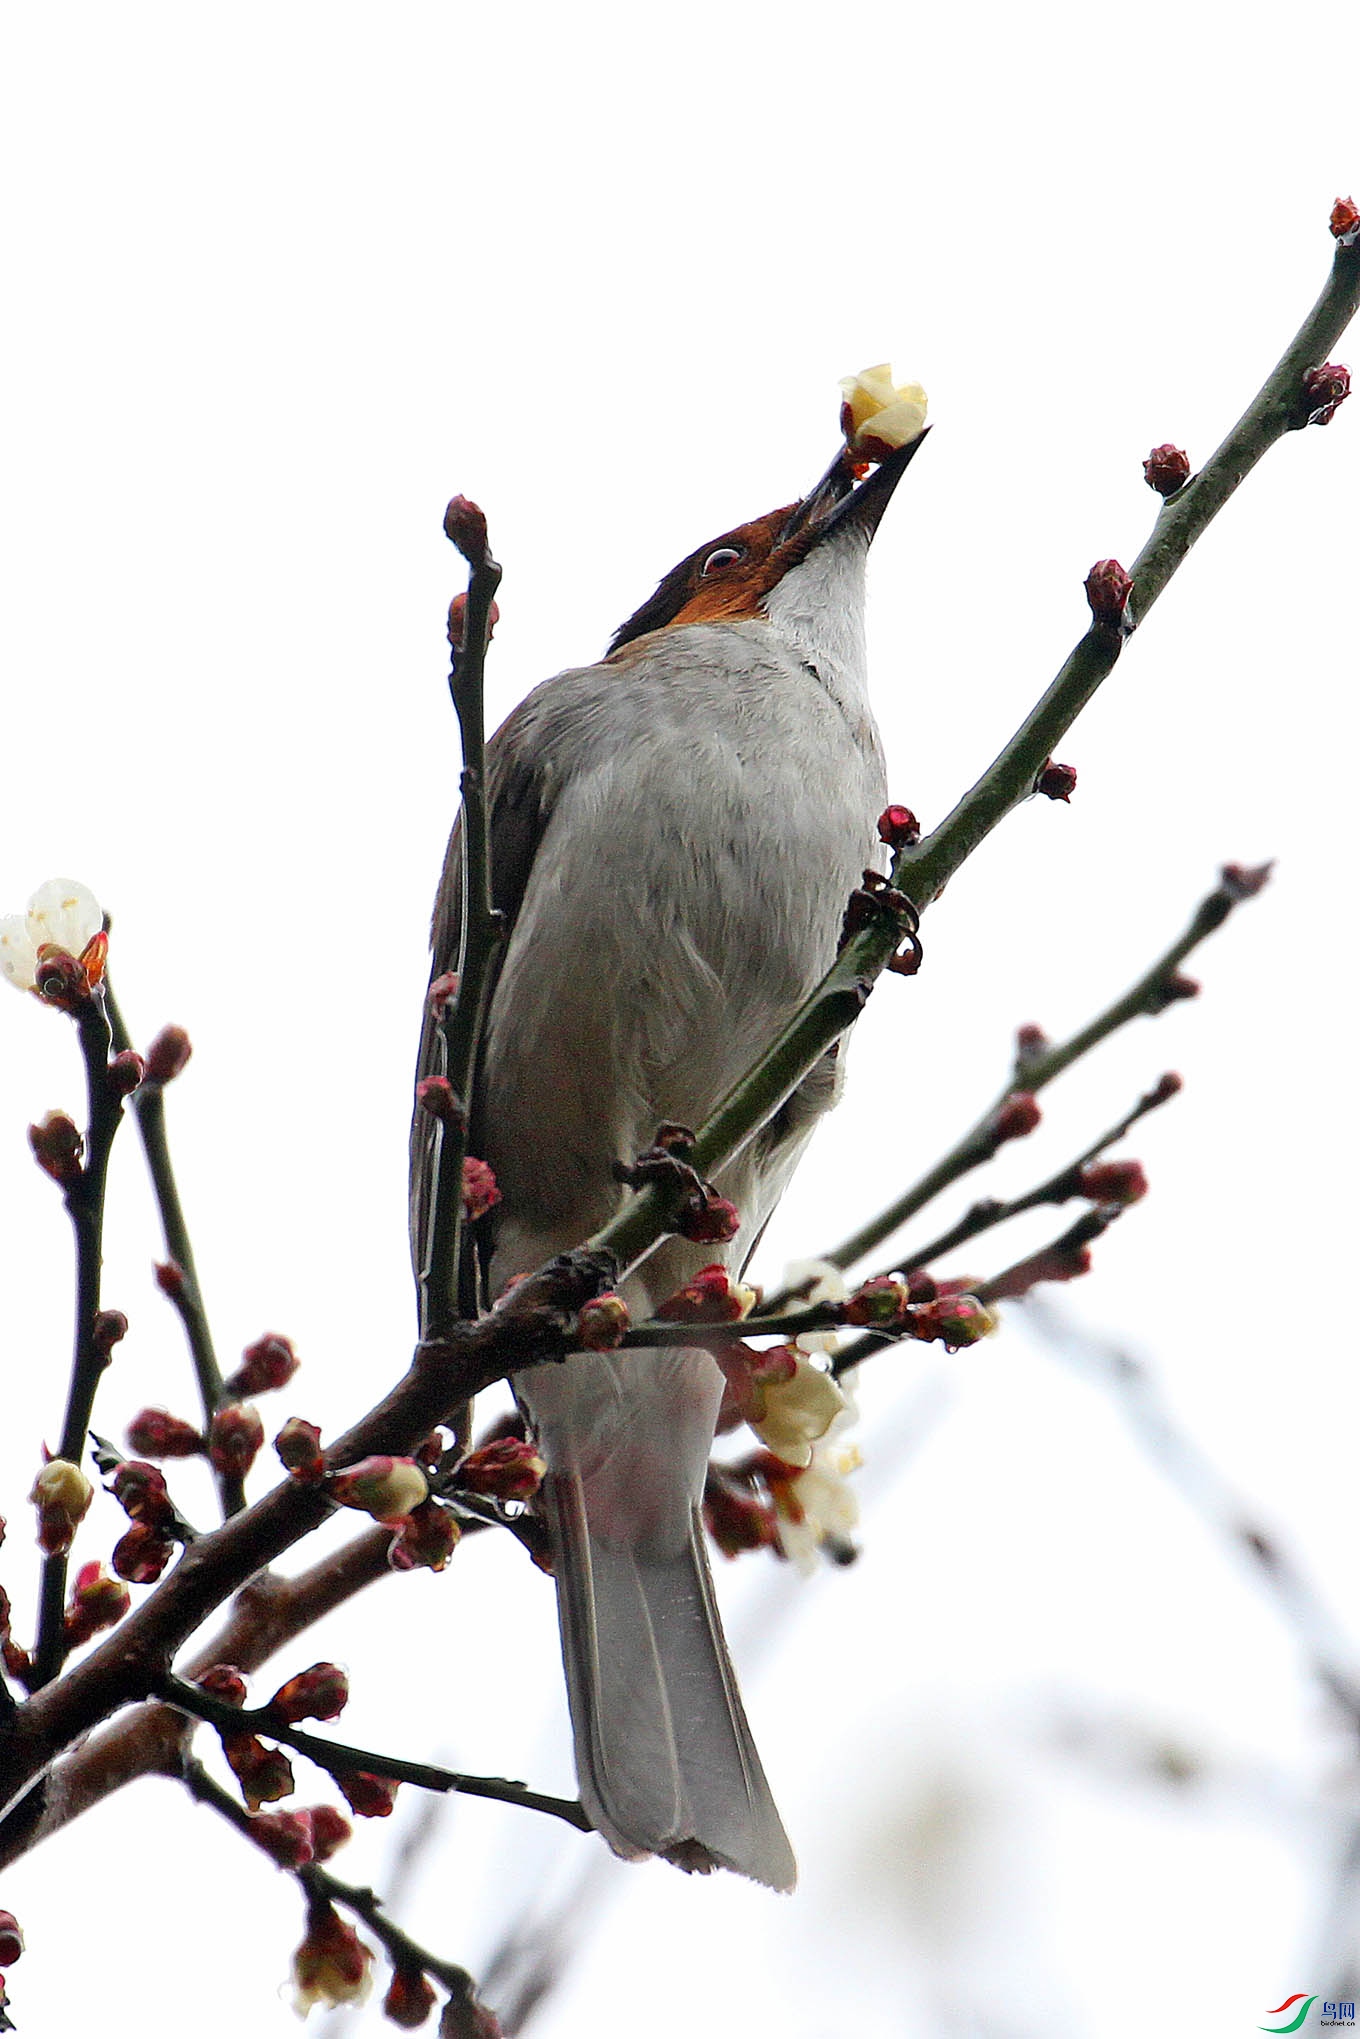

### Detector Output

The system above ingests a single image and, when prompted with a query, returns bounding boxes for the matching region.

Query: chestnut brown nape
[606,504,796,655]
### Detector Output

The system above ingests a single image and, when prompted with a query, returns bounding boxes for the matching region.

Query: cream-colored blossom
[751,1351,847,1469]
[781,1257,849,1356]
[839,364,929,455]
[775,1438,863,1575]
[29,1458,94,1518]
[0,879,103,993]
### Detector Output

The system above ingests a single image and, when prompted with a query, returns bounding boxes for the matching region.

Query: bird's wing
[409,699,557,1318]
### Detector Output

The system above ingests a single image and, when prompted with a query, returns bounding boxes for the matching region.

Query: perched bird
[412,422,926,1892]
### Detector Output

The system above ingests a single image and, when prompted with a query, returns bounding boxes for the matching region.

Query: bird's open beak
[780,431,930,550]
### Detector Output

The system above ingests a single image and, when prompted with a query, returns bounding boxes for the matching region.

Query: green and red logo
[1260,1996,1317,2033]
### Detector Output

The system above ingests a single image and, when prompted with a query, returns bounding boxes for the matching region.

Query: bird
[411,423,927,1892]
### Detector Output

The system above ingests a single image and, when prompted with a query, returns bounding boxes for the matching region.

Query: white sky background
[0,4,1357,2035]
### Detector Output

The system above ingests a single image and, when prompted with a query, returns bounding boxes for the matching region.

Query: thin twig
[159,1674,591,1832]
[104,982,240,1514]
[32,990,124,1689]
[419,512,506,1344]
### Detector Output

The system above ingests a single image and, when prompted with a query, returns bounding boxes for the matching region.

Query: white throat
[760,528,872,722]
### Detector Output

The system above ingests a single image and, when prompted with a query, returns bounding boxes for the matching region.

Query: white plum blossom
[839,364,929,456]
[772,1373,863,1574]
[0,879,103,993]
[781,1256,850,1356]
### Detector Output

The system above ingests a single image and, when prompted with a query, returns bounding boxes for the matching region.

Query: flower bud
[249,1809,315,1869]
[448,590,501,650]
[126,1407,204,1458]
[843,1276,910,1326]
[676,1187,741,1244]
[443,495,489,563]
[329,1456,429,1523]
[1077,1158,1149,1206]
[905,1267,938,1304]
[876,803,920,849]
[575,1292,630,1350]
[1142,443,1192,496]
[275,1416,325,1481]
[1147,970,1199,1012]
[456,1437,546,1502]
[909,1294,998,1349]
[305,1804,352,1861]
[223,1732,295,1811]
[63,1561,131,1646]
[110,1460,173,1526]
[703,1471,779,1558]
[427,970,459,1015]
[107,1049,144,1098]
[111,1520,175,1585]
[292,1902,373,2014]
[1331,195,1360,242]
[27,1112,84,1188]
[1149,1070,1183,1104]
[225,1333,299,1397]
[208,1403,265,1480]
[33,943,94,1011]
[270,1662,350,1725]
[29,1458,93,1555]
[143,1023,193,1085]
[1084,557,1133,621]
[440,1995,504,2039]
[0,1913,22,1967]
[990,1092,1042,1144]
[388,1498,461,1572]
[1035,759,1077,802]
[1014,1022,1050,1066]
[153,1260,186,1299]
[462,1156,501,1220]
[1301,361,1350,427]
[416,1076,467,1127]
[196,1663,248,1706]
[337,1770,399,1819]
[656,1264,753,1324]
[384,1965,438,2029]
[89,1313,127,1366]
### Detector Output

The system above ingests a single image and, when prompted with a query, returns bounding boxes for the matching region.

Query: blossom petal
[25,878,103,960]
[0,915,39,992]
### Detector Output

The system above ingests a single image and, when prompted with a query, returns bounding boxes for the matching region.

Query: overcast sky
[1,6,1357,2036]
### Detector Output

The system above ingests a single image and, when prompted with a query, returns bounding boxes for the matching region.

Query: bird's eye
[701,545,744,577]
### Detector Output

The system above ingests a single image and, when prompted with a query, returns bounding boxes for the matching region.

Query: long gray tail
[547,1463,797,1890]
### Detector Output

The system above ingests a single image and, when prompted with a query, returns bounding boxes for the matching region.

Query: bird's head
[607,431,929,677]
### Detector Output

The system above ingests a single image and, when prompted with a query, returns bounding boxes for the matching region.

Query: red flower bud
[337,1770,399,1819]
[222,1732,295,1811]
[1014,1022,1050,1066]
[657,1264,750,1324]
[456,1437,546,1502]
[125,1407,204,1458]
[441,1993,504,2038]
[415,1076,467,1127]
[304,1804,353,1861]
[92,1309,129,1359]
[1147,970,1200,1012]
[703,1470,779,1558]
[108,1049,144,1097]
[844,1276,910,1326]
[250,1809,316,1868]
[1084,558,1133,622]
[111,1520,175,1585]
[292,1902,372,2013]
[110,1460,173,1526]
[388,1498,462,1573]
[27,1111,83,1188]
[384,1965,438,2030]
[208,1403,265,1480]
[575,1292,630,1350]
[1142,443,1192,496]
[1035,759,1077,803]
[1301,361,1350,427]
[1220,861,1272,901]
[904,1268,938,1304]
[448,590,501,650]
[196,1663,248,1706]
[462,1156,501,1221]
[877,803,921,850]
[153,1260,186,1299]
[677,1187,741,1244]
[991,1092,1042,1145]
[427,970,459,1015]
[1330,195,1360,242]
[275,1416,325,1481]
[443,495,489,563]
[63,1561,131,1646]
[33,944,94,1011]
[909,1293,997,1349]
[1077,1158,1149,1206]
[1149,1070,1183,1104]
[0,1913,22,1967]
[143,1024,193,1085]
[271,1662,349,1723]
[226,1333,299,1397]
